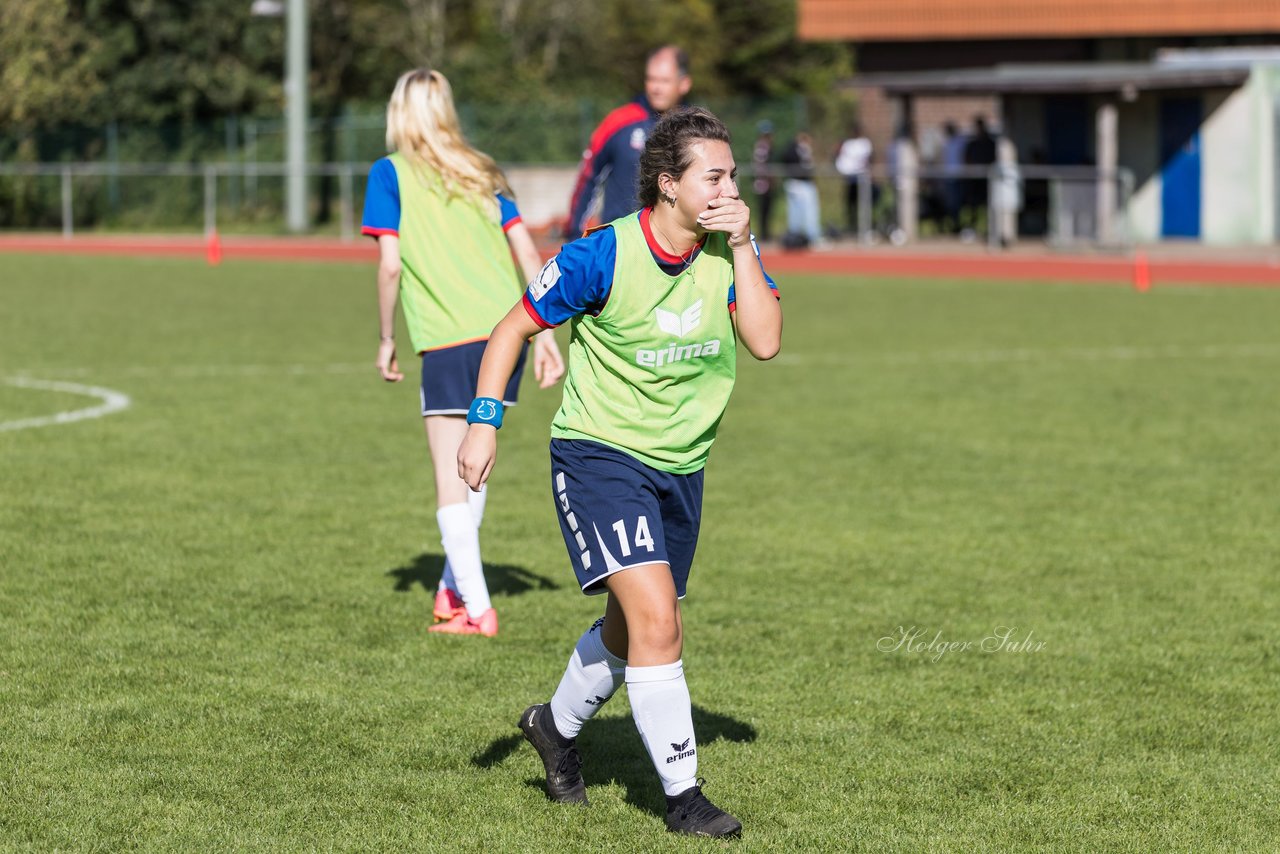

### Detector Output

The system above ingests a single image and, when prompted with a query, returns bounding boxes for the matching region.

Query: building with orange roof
[799,0,1280,244]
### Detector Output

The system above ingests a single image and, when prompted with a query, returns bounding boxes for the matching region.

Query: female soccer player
[458,107,782,836]
[362,68,564,637]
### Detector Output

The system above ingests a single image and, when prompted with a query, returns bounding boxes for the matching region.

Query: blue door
[1160,98,1202,238]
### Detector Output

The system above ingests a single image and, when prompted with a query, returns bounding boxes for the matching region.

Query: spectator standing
[780,131,824,248]
[941,120,967,230]
[834,122,873,236]
[751,120,776,241]
[564,45,691,237]
[963,116,997,224]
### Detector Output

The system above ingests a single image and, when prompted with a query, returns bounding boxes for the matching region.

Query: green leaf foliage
[2,0,853,131]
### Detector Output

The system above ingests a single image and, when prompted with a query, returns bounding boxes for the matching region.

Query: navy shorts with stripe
[549,438,704,598]
[420,339,527,416]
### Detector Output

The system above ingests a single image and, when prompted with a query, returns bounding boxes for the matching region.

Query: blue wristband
[467,396,504,429]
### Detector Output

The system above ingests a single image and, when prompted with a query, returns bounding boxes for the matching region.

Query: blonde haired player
[362,68,564,636]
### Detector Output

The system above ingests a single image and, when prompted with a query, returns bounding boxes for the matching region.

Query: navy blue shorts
[420,339,527,416]
[549,439,704,598]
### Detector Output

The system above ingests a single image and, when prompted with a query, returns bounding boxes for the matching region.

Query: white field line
[2,363,371,432]
[3,341,1276,429]
[1,377,132,432]
[4,362,371,380]
[772,343,1280,367]
[9,345,1280,382]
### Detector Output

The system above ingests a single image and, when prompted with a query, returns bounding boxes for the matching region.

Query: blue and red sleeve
[498,193,522,232]
[727,235,780,312]
[522,227,617,329]
[565,102,650,236]
[361,158,400,238]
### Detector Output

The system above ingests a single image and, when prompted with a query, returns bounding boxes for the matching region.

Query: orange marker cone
[206,228,222,266]
[1132,250,1150,292]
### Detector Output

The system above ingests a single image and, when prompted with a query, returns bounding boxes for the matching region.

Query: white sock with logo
[436,503,491,617]
[438,486,486,593]
[627,660,697,797]
[549,619,627,739]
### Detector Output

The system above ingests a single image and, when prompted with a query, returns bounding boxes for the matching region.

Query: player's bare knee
[626,603,681,655]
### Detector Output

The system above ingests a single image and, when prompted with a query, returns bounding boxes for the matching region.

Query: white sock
[468,484,487,527]
[436,503,491,617]
[438,486,485,593]
[549,619,627,739]
[627,660,697,797]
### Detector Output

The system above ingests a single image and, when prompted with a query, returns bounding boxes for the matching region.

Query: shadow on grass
[472,705,757,819]
[386,551,561,597]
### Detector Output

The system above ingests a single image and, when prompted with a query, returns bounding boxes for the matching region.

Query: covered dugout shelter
[853,52,1280,245]
[801,1,1280,245]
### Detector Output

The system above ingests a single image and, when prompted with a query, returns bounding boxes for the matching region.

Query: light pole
[284,0,308,232]
[251,0,309,232]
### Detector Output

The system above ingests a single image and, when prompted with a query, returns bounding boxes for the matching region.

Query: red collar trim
[639,207,704,264]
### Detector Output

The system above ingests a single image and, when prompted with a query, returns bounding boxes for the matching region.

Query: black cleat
[665,781,742,838]
[519,704,588,805]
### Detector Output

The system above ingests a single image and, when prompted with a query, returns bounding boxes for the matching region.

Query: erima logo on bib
[528,259,561,301]
[637,299,721,368]
[654,300,702,338]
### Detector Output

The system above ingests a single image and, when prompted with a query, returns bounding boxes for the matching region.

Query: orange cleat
[433,588,465,622]
[428,608,499,637]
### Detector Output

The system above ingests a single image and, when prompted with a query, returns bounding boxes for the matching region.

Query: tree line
[1,0,853,145]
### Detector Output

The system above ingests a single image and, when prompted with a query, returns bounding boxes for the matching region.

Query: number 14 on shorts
[612,516,655,557]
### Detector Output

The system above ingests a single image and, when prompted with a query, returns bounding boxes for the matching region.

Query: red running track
[3,233,1280,288]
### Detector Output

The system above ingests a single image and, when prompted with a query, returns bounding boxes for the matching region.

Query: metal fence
[0,161,374,239]
[754,163,1135,250]
[0,160,1134,249]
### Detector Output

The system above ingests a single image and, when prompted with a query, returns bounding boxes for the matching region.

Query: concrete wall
[1251,65,1280,242]
[1202,87,1256,244]
[1119,94,1161,243]
[505,166,578,229]
[1200,68,1280,245]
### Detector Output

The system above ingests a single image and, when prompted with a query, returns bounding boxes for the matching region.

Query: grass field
[2,252,1278,852]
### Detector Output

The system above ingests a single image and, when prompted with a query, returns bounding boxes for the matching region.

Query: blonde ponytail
[385,68,513,219]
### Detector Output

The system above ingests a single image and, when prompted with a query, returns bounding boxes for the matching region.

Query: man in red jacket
[564,45,691,237]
